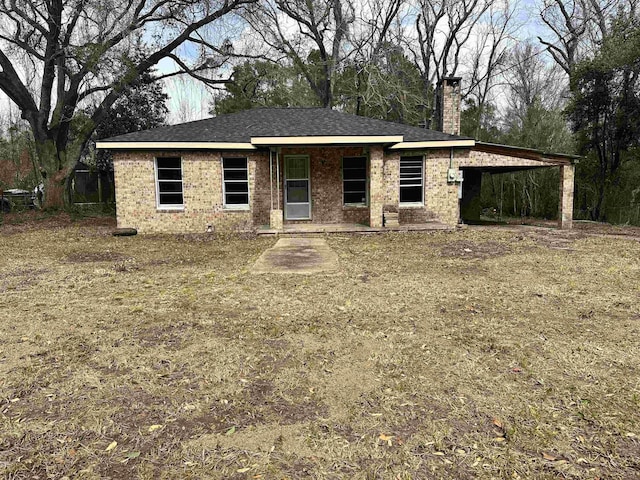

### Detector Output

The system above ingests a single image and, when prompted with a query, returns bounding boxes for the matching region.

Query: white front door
[284,155,311,220]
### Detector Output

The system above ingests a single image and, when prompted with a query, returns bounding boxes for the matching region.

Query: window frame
[154,156,184,210]
[342,155,369,207]
[222,156,250,210]
[399,155,425,206]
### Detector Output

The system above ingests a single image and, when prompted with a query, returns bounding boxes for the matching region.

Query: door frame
[284,154,311,220]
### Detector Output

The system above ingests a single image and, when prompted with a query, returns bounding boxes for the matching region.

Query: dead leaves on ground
[492,417,507,442]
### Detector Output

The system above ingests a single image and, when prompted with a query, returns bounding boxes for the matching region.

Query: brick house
[97,78,577,234]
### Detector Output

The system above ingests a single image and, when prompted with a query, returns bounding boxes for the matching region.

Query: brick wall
[113,150,267,234]
[423,149,462,226]
[112,146,569,232]
[278,146,370,225]
[559,164,575,229]
[436,78,462,136]
[463,150,550,169]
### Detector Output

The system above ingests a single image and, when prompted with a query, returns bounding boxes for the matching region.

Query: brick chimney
[435,77,462,136]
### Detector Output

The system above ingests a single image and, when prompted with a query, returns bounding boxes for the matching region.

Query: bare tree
[464,0,519,133]
[537,0,590,75]
[0,0,253,207]
[345,0,406,114]
[536,0,635,75]
[402,0,517,129]
[504,41,565,119]
[243,0,355,107]
[410,0,491,89]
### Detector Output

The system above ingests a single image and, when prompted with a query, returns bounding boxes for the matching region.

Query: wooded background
[0,0,638,224]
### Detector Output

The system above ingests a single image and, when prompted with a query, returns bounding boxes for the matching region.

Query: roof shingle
[100,107,472,144]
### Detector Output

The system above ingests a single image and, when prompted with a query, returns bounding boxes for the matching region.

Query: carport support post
[559,164,575,229]
[369,146,385,228]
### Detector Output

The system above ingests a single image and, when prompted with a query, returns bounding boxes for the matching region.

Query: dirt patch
[266,246,325,269]
[65,251,130,263]
[0,267,49,292]
[0,210,115,235]
[136,322,200,350]
[526,229,589,250]
[575,221,640,238]
[440,239,510,258]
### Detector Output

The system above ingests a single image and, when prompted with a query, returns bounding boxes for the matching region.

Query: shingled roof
[99,107,472,145]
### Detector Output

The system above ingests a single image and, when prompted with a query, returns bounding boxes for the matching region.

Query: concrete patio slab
[252,237,339,274]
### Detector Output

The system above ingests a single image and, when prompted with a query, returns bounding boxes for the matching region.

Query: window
[400,155,424,204]
[343,156,367,205]
[223,157,249,207]
[155,157,183,208]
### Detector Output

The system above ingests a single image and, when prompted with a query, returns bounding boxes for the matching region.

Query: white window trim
[154,157,184,210]
[222,157,250,210]
[342,156,368,207]
[399,155,425,206]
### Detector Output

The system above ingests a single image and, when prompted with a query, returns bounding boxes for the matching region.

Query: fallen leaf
[237,467,250,473]
[493,437,506,442]
[105,441,117,452]
[378,433,394,446]
[511,367,522,373]
[542,452,557,461]
[148,424,163,433]
[226,426,236,436]
[126,451,140,459]
[433,451,445,456]
[492,418,503,429]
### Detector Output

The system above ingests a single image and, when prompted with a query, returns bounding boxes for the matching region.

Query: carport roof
[474,142,579,164]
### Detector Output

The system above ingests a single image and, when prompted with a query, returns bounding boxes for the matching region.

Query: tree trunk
[35,139,77,209]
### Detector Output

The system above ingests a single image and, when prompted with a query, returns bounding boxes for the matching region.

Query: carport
[460,142,579,229]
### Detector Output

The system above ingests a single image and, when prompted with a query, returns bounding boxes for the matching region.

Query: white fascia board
[95,142,257,150]
[388,140,476,149]
[251,135,404,145]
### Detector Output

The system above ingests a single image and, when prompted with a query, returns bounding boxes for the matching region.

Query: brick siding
[277,146,371,225]
[113,150,267,234]
[113,146,570,233]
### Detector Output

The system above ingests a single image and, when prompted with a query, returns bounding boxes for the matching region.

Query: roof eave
[250,135,404,146]
[388,139,475,150]
[95,142,258,150]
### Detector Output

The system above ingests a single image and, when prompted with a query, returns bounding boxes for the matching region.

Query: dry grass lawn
[1,214,639,479]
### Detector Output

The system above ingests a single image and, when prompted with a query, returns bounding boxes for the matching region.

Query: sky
[0,0,559,130]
